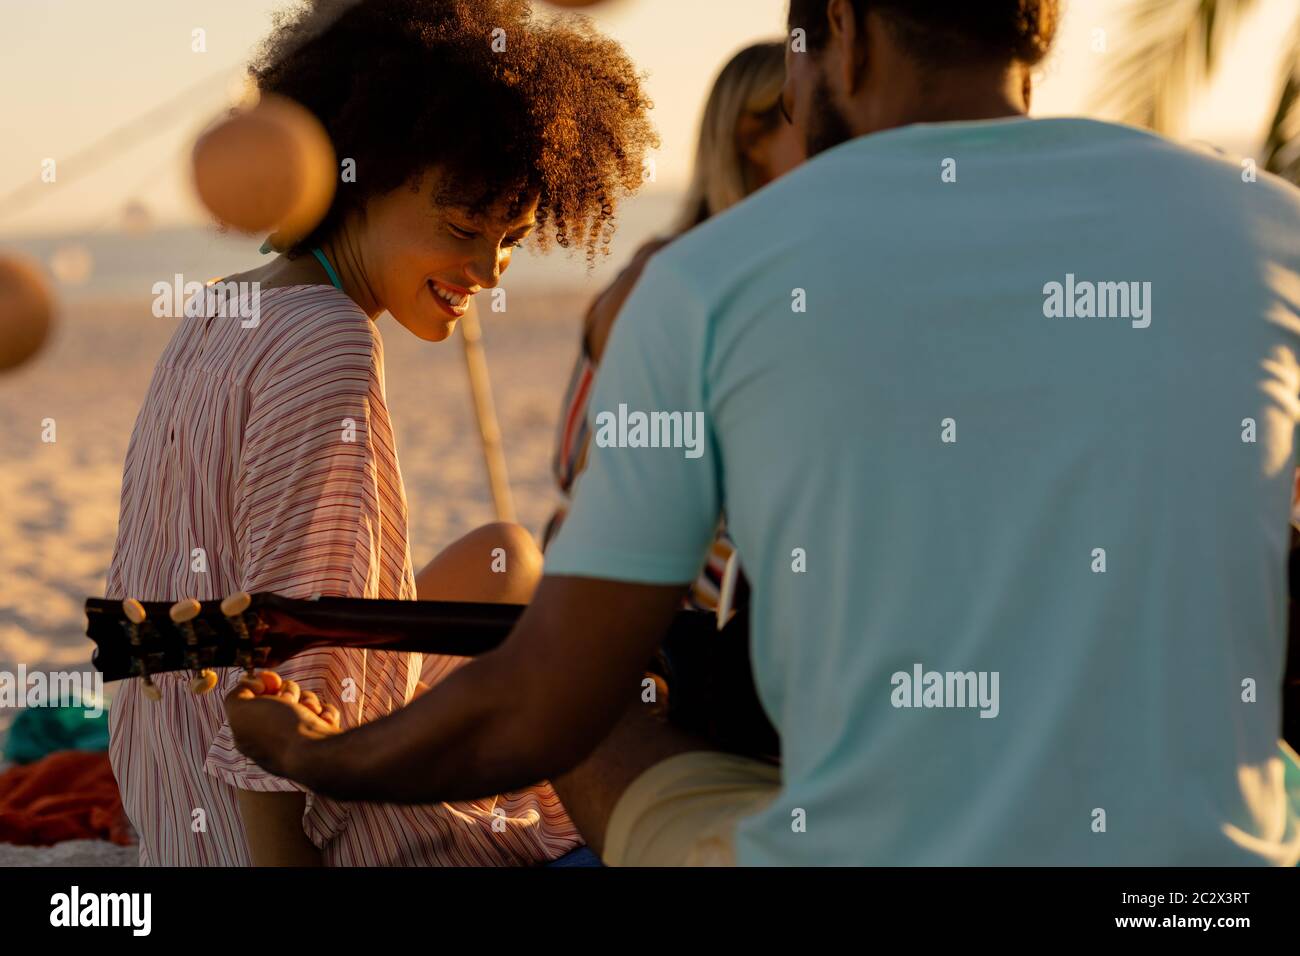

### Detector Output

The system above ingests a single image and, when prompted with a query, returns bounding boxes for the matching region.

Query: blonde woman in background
[545,41,804,622]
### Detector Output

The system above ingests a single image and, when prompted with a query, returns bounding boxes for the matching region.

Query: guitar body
[653,607,778,762]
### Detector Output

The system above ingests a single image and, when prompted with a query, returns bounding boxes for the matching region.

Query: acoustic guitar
[84,591,781,761]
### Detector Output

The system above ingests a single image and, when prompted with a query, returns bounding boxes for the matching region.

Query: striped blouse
[106,284,580,866]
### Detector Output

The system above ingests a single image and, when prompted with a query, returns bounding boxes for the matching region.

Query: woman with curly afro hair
[106,0,654,867]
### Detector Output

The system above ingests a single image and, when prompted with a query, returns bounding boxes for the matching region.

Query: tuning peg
[169,598,201,624]
[123,598,146,625]
[170,599,201,657]
[189,670,219,695]
[122,598,162,701]
[220,592,251,617]
[221,591,256,675]
[170,598,216,695]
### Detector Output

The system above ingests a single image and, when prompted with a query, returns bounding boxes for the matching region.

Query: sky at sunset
[0,0,1295,237]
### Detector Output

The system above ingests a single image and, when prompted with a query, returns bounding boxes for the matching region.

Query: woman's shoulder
[246,285,381,387]
[256,284,372,337]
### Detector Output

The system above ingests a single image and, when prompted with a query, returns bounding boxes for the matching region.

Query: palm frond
[1262,21,1300,182]
[1092,0,1258,132]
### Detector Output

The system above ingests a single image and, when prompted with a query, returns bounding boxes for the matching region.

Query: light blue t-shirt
[545,117,1300,865]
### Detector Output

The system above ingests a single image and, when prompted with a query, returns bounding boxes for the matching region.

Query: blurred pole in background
[459,300,516,523]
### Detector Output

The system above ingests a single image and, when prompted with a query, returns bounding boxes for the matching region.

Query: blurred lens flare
[48,243,94,287]
[0,254,55,372]
[192,94,336,242]
[121,200,152,236]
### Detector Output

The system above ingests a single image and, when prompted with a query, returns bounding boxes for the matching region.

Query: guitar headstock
[85,592,274,691]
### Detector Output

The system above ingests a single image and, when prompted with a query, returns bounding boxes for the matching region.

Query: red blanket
[0,751,134,846]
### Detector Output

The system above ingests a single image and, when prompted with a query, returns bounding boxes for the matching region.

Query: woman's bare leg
[415,521,543,604]
[237,790,324,866]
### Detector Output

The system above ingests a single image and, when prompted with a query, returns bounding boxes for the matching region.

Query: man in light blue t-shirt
[226,0,1300,865]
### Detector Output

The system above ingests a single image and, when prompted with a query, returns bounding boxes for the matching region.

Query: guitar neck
[85,593,726,681]
[262,595,525,658]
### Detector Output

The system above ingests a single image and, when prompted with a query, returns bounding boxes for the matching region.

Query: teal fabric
[311,247,344,291]
[545,118,1300,864]
[5,705,110,765]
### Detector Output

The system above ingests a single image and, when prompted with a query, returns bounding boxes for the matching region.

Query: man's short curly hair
[249,0,658,261]
[787,0,1058,67]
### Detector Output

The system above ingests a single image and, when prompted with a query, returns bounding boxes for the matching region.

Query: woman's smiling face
[355,169,537,341]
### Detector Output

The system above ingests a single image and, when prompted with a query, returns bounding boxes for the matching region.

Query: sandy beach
[0,285,592,723]
[0,205,666,865]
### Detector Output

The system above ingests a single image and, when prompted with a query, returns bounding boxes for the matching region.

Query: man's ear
[1022,67,1033,112]
[827,0,867,95]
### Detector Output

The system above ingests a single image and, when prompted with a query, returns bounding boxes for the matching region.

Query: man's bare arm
[226,575,687,804]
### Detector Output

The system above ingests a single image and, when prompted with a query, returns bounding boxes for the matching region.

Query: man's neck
[850,63,1029,139]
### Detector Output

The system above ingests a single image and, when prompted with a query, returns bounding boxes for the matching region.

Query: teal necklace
[259,237,344,292]
[311,247,343,291]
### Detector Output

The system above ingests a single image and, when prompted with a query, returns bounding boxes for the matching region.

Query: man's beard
[805,70,855,158]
